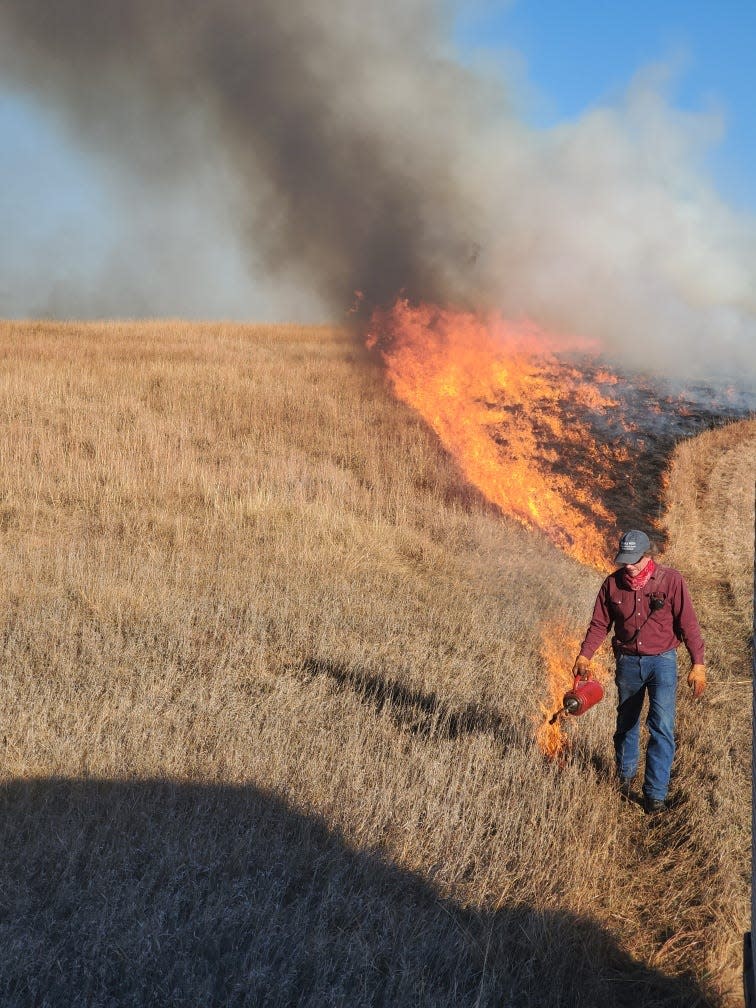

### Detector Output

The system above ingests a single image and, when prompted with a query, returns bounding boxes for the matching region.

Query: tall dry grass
[663,418,756,997]
[0,320,750,1006]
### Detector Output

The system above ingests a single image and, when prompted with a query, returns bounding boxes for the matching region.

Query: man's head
[614,529,651,566]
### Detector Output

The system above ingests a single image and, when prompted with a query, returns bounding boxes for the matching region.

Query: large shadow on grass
[0,778,716,1007]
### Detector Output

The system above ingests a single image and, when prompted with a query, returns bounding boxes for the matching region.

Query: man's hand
[687,664,707,699]
[572,655,591,680]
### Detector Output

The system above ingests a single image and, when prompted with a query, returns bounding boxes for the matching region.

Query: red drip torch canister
[562,674,604,717]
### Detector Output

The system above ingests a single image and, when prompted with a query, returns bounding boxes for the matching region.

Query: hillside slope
[664,419,756,998]
[0,321,750,1006]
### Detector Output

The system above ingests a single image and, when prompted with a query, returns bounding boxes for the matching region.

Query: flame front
[369,299,629,570]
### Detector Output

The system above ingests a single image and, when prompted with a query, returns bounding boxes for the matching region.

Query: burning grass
[535,621,611,760]
[368,300,625,569]
[368,299,749,574]
[0,320,750,1006]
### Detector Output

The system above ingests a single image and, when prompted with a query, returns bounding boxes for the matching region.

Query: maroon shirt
[579,563,705,664]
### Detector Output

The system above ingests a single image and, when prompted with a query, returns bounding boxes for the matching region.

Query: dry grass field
[0,320,752,1006]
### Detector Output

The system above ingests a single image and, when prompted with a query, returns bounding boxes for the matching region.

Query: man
[573,529,706,815]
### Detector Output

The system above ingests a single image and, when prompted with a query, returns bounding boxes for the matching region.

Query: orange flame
[535,622,610,760]
[534,623,585,760]
[369,300,627,570]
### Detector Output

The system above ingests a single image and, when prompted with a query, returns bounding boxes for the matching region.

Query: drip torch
[548,673,604,725]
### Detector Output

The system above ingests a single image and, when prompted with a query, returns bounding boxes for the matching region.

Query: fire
[535,623,583,760]
[535,622,610,760]
[367,298,626,758]
[367,298,749,759]
[368,299,628,570]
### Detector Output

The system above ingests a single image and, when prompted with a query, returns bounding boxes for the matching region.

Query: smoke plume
[1,0,754,380]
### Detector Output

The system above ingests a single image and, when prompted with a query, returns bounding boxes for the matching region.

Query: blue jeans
[614,649,678,801]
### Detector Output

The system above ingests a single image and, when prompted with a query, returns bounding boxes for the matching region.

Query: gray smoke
[1,0,754,380]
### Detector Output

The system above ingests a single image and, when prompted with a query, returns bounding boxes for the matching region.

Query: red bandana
[623,557,655,591]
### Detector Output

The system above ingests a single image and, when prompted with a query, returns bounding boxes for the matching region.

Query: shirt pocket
[608,594,635,622]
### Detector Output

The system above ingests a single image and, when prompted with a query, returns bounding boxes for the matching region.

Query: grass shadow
[0,777,718,1006]
[303,656,518,748]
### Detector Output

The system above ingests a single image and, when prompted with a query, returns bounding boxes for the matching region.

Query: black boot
[618,777,634,799]
[643,796,667,815]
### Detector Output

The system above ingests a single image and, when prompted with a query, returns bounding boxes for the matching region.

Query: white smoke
[472,65,756,378]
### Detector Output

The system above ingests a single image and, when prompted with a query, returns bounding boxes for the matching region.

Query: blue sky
[455,1,756,210]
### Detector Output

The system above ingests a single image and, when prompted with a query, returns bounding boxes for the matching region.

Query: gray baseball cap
[614,529,651,564]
